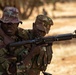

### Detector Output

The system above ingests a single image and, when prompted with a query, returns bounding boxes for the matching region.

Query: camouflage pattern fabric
[36,15,53,25]
[0,7,22,24]
[0,28,30,75]
[35,15,53,33]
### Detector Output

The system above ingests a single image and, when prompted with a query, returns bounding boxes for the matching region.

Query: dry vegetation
[15,2,76,75]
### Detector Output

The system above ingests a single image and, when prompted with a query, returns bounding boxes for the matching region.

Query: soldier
[0,6,27,75]
[23,15,53,75]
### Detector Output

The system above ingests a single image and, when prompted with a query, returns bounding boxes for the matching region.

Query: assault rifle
[8,31,76,47]
[8,31,76,75]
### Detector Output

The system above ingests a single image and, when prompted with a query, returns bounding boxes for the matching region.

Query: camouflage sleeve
[18,28,30,40]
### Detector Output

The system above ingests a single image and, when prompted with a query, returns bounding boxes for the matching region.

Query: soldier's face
[33,24,48,37]
[2,23,19,36]
[34,21,51,37]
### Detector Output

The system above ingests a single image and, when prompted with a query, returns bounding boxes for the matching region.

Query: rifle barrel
[9,33,76,47]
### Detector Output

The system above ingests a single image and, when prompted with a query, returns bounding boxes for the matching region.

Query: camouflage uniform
[0,7,29,75]
[0,29,31,75]
[22,15,53,75]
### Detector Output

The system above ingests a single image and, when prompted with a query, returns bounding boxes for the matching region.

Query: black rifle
[8,31,76,75]
[8,31,76,47]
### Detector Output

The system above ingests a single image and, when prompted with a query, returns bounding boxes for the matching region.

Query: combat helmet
[35,15,53,33]
[0,7,22,24]
[36,15,53,26]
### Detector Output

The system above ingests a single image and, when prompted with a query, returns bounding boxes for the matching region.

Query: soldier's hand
[37,47,47,71]
[37,44,53,71]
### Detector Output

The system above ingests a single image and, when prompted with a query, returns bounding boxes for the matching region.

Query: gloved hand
[37,44,53,71]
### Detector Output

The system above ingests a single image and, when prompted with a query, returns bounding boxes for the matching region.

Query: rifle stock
[8,32,76,47]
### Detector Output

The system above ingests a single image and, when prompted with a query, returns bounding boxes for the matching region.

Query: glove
[37,47,47,71]
[37,44,53,71]
[46,44,53,64]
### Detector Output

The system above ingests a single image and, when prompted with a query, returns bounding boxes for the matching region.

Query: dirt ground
[19,2,76,75]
